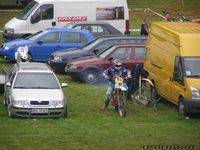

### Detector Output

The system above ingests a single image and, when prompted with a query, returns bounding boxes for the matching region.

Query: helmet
[113,59,122,70]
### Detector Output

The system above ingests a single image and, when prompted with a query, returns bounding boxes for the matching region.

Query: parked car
[65,44,146,84]
[64,22,123,37]
[0,28,94,62]
[49,36,147,73]
[3,62,68,118]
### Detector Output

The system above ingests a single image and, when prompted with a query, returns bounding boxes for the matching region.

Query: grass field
[0,1,200,150]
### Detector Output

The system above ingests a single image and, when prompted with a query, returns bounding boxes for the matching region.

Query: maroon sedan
[66,44,146,84]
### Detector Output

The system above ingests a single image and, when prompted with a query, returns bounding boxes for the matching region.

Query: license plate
[31,108,48,113]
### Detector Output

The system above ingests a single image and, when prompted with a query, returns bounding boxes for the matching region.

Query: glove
[102,73,108,79]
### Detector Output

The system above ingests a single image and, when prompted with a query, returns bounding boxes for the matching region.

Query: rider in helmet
[102,59,128,109]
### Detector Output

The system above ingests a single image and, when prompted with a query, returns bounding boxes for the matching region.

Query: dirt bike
[131,75,160,109]
[111,76,128,117]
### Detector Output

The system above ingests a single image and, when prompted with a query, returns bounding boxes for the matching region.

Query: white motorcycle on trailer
[15,46,31,63]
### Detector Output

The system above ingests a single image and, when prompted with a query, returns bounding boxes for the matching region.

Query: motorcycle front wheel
[116,89,127,117]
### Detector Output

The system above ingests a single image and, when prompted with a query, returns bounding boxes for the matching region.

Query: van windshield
[183,57,200,78]
[17,1,39,20]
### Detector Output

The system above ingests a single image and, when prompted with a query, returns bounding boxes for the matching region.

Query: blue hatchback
[0,28,94,62]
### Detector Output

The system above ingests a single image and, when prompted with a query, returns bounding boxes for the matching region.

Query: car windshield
[79,38,101,51]
[183,57,200,78]
[98,46,115,58]
[16,1,39,20]
[14,72,60,89]
[25,30,46,41]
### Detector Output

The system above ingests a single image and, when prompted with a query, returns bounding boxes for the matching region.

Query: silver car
[3,62,68,118]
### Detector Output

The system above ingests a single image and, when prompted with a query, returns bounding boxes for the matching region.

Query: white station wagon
[3,62,68,118]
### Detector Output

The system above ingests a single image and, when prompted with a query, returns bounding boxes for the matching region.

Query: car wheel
[82,69,99,84]
[178,99,187,117]
[63,106,68,118]
[28,53,32,62]
[3,97,7,106]
[3,99,6,106]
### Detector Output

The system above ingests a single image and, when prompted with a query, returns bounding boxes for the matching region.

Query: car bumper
[66,69,82,80]
[183,99,200,114]
[9,105,67,118]
[49,60,67,74]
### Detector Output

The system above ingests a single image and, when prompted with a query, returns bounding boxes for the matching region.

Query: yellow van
[144,22,200,116]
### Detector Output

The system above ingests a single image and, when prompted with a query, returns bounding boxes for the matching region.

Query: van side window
[64,33,87,44]
[174,56,184,83]
[40,32,60,43]
[35,4,53,20]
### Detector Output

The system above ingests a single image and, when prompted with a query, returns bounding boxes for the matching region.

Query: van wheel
[82,69,99,84]
[178,99,187,117]
[150,84,159,108]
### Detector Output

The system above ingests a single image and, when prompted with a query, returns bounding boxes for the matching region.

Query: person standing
[140,17,149,36]
[163,12,173,22]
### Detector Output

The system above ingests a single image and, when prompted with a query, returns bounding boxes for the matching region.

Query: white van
[3,0,129,41]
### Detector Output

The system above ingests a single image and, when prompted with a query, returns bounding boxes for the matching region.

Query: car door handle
[56,45,61,48]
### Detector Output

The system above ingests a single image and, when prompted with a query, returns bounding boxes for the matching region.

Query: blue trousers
[104,81,128,102]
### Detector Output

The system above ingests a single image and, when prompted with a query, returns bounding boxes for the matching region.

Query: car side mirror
[93,49,99,54]
[173,72,184,85]
[0,75,5,84]
[61,83,68,88]
[37,41,43,45]
[6,82,11,87]
[31,14,40,24]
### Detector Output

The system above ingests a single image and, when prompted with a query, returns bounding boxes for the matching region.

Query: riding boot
[101,101,109,110]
